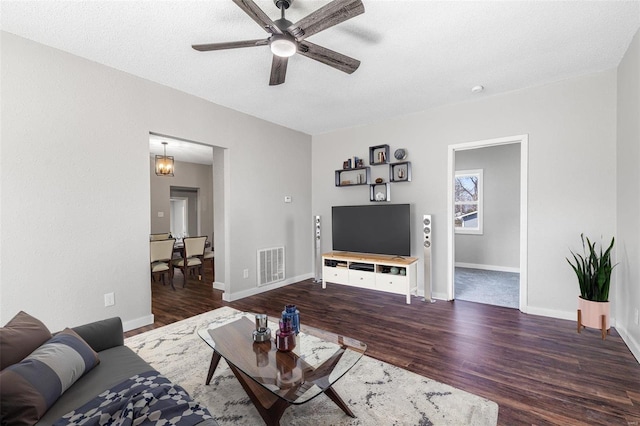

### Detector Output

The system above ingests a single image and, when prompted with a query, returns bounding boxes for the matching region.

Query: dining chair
[203,248,214,283]
[172,236,207,288]
[150,232,171,241]
[150,238,176,290]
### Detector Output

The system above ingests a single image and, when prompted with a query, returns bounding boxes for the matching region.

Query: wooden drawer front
[348,270,376,289]
[323,266,349,285]
[376,274,407,294]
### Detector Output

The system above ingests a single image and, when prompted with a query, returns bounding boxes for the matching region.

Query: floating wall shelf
[390,162,412,182]
[335,167,371,187]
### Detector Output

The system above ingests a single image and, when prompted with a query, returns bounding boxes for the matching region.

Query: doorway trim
[447,134,529,312]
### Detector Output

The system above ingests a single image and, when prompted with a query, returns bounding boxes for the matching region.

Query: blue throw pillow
[0,328,100,425]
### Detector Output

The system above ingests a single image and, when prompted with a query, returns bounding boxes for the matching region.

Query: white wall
[312,69,617,320]
[616,28,640,361]
[455,144,520,270]
[0,32,312,330]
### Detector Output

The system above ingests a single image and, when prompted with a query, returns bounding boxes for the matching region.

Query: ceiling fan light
[270,37,296,57]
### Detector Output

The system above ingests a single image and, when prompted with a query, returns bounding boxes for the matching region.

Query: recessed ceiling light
[471,85,484,94]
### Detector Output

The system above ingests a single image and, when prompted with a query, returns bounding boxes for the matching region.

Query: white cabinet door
[322,266,349,285]
[375,273,407,295]
[348,270,376,289]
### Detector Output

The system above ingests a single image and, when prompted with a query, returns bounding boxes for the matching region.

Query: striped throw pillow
[0,328,100,425]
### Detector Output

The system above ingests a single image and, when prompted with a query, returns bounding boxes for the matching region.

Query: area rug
[125,307,499,425]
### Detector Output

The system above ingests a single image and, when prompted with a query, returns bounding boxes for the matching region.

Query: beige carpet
[125,307,499,425]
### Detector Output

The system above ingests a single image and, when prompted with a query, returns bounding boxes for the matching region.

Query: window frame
[454,169,483,235]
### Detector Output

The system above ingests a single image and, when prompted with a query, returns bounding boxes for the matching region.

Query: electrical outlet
[243,269,249,279]
[104,292,115,307]
[634,308,639,325]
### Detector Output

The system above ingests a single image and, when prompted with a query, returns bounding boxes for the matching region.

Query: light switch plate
[284,196,292,203]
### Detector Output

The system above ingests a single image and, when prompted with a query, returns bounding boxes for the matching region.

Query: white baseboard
[212,281,224,291]
[525,305,576,321]
[123,314,154,332]
[431,292,450,301]
[615,323,640,364]
[455,262,520,273]
[222,273,314,302]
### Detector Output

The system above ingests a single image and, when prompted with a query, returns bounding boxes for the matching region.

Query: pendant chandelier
[155,142,174,177]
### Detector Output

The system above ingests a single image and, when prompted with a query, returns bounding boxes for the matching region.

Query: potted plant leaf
[566,233,616,339]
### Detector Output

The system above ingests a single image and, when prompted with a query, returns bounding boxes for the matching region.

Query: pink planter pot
[577,297,610,339]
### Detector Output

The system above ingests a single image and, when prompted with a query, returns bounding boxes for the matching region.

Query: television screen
[331,204,411,256]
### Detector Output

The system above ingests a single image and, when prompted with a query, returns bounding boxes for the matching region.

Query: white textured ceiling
[2,1,639,136]
[149,134,214,165]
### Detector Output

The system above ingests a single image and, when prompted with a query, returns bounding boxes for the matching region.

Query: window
[454,169,483,234]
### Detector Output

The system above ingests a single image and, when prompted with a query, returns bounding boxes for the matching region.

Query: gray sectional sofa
[0,312,218,426]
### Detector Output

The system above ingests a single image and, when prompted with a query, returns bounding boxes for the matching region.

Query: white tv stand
[322,252,419,304]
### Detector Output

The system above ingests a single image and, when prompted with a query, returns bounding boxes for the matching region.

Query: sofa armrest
[72,317,124,352]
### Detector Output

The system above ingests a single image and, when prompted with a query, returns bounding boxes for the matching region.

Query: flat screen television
[331,204,411,256]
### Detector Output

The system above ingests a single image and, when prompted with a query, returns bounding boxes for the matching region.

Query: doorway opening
[170,187,199,239]
[447,135,528,312]
[149,132,227,293]
[169,197,188,239]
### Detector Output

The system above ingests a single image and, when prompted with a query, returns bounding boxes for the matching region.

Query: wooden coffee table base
[205,352,355,426]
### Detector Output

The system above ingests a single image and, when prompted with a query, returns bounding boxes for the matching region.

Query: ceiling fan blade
[192,39,269,51]
[287,0,364,41]
[298,41,360,74]
[269,55,288,86]
[232,0,282,34]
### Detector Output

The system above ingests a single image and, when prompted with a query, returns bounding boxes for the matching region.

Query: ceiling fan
[192,0,365,85]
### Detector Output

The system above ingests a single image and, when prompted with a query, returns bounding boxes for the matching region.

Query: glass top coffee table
[198,313,367,425]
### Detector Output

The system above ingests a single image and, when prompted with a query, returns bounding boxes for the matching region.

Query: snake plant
[566,234,616,302]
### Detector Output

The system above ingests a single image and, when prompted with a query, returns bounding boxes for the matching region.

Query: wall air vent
[257,246,285,287]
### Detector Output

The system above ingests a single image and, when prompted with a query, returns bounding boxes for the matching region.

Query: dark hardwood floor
[128,268,640,425]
